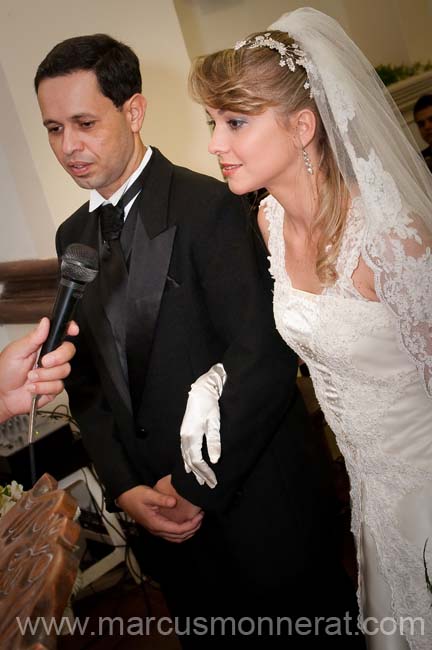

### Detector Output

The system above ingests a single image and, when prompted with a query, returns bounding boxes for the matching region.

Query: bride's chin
[225,179,256,196]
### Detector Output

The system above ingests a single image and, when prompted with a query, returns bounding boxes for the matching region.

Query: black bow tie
[99,163,149,242]
[100,203,124,242]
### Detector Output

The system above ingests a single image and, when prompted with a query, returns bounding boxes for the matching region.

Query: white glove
[180,363,226,488]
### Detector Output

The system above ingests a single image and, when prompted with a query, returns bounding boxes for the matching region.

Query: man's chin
[68,174,95,190]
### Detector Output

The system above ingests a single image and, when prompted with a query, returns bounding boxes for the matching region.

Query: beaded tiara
[234,33,311,92]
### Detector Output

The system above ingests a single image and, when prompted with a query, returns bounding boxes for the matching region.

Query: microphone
[27,243,98,484]
[38,243,99,361]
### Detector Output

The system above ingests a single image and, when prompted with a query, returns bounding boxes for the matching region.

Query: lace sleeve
[364,213,432,397]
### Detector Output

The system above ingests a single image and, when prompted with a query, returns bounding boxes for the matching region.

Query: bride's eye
[227,118,247,130]
[206,119,216,131]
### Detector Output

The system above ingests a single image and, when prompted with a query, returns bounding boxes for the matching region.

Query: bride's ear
[293,109,317,149]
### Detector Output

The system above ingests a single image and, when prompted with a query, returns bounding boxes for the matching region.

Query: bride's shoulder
[258,194,283,223]
[259,193,278,209]
[257,194,280,246]
[257,197,272,247]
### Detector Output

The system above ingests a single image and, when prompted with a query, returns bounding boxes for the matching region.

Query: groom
[34,33,362,647]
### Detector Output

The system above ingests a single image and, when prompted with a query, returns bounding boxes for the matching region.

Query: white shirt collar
[89,146,153,213]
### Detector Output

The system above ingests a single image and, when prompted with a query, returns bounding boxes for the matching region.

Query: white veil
[269,7,432,396]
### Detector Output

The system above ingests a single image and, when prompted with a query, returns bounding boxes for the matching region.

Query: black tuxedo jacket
[56,149,329,539]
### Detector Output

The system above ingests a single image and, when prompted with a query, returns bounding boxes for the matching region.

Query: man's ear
[125,93,147,133]
[293,108,317,149]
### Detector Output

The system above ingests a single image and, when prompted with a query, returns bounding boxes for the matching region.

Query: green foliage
[0,480,23,516]
[375,62,432,86]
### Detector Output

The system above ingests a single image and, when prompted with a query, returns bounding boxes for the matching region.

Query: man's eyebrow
[43,113,97,126]
[43,118,59,127]
[70,113,97,120]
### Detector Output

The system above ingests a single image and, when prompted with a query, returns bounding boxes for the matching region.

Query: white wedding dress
[263,194,432,650]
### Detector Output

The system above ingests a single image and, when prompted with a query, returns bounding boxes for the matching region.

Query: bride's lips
[220,163,242,177]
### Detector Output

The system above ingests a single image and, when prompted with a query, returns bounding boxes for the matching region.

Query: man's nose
[62,127,83,155]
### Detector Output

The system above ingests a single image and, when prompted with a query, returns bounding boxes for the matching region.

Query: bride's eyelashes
[226,118,247,130]
[206,117,248,131]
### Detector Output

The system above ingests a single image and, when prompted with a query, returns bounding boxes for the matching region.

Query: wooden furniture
[0,473,80,649]
[0,258,57,324]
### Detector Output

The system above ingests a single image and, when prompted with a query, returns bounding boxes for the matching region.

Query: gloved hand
[180,363,226,488]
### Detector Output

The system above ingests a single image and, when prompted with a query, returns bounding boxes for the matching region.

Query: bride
[180,7,432,650]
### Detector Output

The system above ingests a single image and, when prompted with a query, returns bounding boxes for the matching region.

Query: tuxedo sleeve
[171,192,299,511]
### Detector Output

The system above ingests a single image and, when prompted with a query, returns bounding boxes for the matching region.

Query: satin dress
[263,194,432,650]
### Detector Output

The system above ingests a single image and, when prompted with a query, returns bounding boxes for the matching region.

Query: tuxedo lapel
[137,147,176,238]
[125,149,177,411]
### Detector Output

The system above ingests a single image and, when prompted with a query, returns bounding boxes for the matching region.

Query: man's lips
[68,162,92,176]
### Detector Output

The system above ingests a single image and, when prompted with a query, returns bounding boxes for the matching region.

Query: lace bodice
[263,193,432,649]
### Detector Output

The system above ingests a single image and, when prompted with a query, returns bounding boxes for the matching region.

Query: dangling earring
[302,147,314,175]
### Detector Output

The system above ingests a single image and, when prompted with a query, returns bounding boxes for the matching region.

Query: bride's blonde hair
[189,30,350,285]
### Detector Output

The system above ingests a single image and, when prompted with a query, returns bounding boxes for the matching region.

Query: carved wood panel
[0,473,80,649]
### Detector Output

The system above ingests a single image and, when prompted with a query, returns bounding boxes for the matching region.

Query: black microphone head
[61,243,99,284]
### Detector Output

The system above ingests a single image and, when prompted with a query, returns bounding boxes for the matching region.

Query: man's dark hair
[413,94,432,118]
[34,34,142,107]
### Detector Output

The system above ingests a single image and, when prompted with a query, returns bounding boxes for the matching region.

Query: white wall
[174,0,432,66]
[0,63,54,262]
[175,0,348,60]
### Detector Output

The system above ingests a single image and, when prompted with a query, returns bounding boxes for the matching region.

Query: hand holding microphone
[0,318,78,424]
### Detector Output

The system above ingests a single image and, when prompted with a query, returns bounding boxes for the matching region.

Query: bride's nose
[208,129,228,156]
